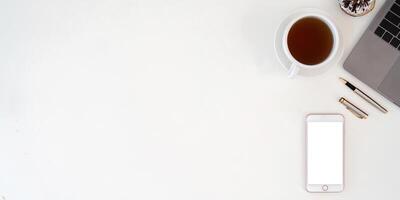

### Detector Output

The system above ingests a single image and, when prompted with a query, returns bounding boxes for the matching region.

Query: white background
[1,0,400,199]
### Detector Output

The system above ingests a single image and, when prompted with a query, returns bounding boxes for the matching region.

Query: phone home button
[322,185,328,191]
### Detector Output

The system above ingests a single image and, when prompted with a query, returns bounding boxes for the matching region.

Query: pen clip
[339,97,368,119]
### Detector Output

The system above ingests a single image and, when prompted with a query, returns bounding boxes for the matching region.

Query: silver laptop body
[344,0,400,107]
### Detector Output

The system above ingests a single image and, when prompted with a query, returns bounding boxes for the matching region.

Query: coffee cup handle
[288,63,299,78]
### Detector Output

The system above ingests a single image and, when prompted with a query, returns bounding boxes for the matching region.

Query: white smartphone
[306,114,344,193]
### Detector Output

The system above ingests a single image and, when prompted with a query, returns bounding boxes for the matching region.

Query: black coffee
[287,17,334,65]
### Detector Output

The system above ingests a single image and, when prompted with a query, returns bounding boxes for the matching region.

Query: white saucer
[274,8,343,77]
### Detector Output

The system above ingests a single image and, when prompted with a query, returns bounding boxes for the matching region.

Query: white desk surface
[1,0,400,199]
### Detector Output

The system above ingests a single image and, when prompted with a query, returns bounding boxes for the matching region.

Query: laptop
[344,0,400,107]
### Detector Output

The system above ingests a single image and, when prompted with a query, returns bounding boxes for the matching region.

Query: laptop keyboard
[375,0,400,49]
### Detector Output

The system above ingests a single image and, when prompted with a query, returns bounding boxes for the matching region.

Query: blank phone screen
[307,121,343,185]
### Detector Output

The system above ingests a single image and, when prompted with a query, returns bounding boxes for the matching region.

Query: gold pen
[339,97,368,119]
[339,77,388,113]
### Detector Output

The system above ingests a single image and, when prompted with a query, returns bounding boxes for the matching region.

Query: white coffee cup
[282,13,339,78]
